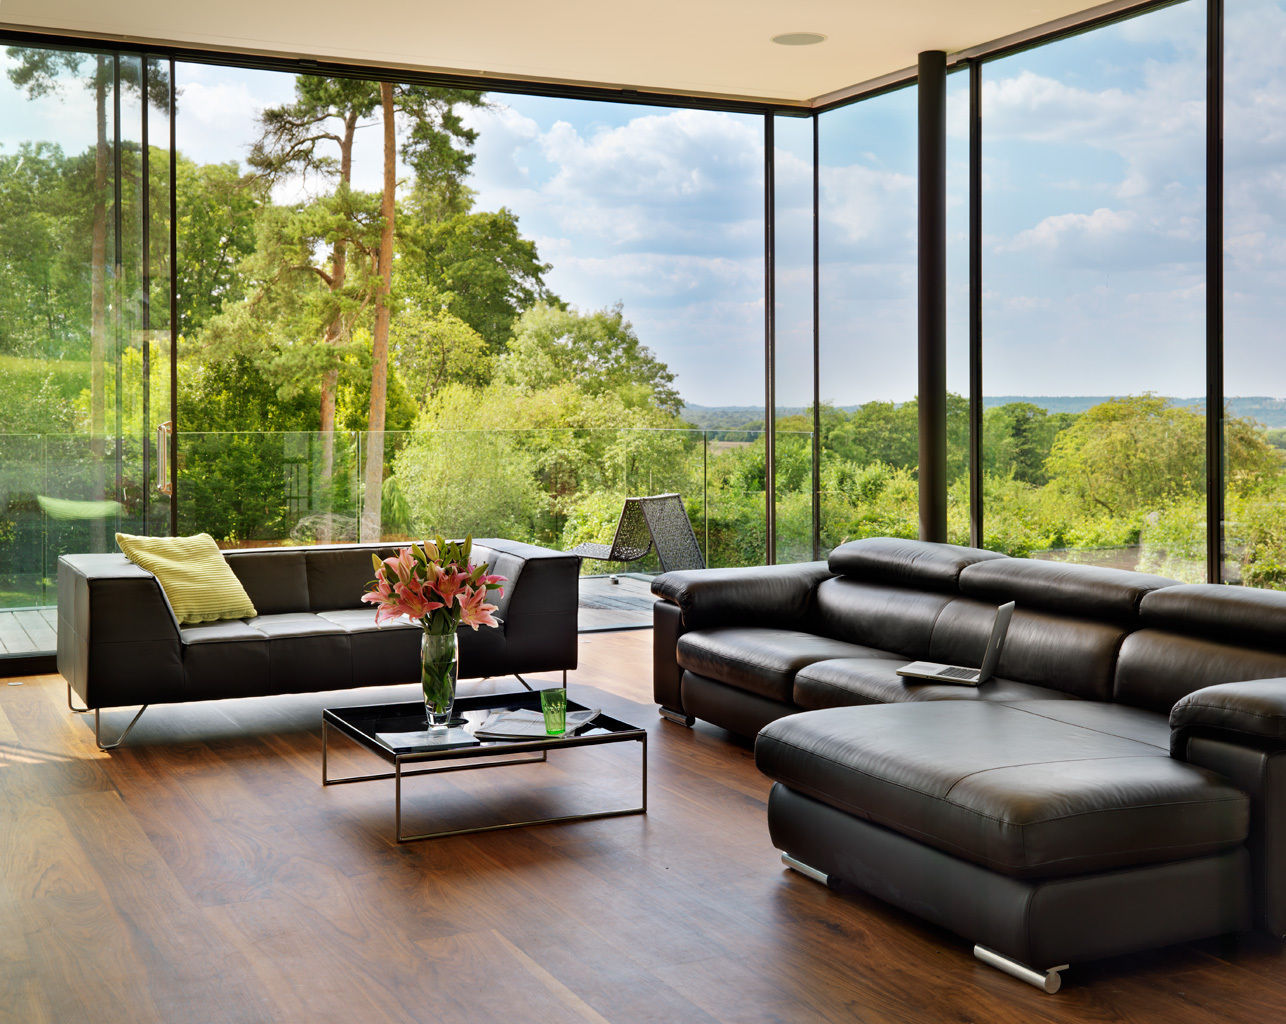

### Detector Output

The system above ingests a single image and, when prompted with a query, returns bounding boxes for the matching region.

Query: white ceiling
[0,0,1121,105]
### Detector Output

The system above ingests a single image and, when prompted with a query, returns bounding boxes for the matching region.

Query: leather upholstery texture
[1114,630,1286,712]
[756,702,1249,879]
[791,658,1072,710]
[1180,735,1286,936]
[959,557,1177,622]
[677,628,889,703]
[767,784,1253,967]
[652,600,686,714]
[1142,583,1286,649]
[1171,678,1286,750]
[57,538,578,710]
[826,537,1006,592]
[680,671,796,737]
[812,579,950,657]
[650,561,832,630]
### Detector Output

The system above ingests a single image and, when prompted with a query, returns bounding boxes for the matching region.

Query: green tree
[501,303,682,416]
[416,208,554,352]
[982,402,1077,485]
[175,158,264,335]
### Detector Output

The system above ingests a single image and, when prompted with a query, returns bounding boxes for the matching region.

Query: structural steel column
[1206,0,1224,583]
[918,50,948,542]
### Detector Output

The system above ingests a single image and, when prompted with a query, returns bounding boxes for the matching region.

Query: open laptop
[896,601,1016,686]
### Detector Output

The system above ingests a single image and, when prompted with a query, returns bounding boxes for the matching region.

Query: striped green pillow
[116,532,257,625]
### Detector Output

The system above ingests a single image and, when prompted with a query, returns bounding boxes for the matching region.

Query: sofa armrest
[650,561,833,630]
[57,553,183,709]
[1170,679,1286,757]
[472,538,580,674]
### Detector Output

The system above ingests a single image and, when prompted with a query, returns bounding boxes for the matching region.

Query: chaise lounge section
[651,538,1286,990]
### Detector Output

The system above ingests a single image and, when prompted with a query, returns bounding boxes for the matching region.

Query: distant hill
[683,397,1286,430]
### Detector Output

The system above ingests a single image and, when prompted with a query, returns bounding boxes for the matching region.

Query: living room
[2,0,1285,1020]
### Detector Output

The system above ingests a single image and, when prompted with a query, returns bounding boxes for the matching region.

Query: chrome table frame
[321,692,647,843]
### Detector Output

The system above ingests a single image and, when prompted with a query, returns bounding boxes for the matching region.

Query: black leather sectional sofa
[652,538,1286,991]
[58,538,579,746]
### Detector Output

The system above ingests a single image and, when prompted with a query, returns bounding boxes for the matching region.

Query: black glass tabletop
[323,690,644,761]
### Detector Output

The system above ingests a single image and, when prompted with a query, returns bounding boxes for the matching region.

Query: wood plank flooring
[1,630,1285,1023]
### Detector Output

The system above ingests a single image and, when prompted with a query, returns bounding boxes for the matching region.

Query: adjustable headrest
[827,537,1007,594]
[1139,584,1286,652]
[960,558,1178,622]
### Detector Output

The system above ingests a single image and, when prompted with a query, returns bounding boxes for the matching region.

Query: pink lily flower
[458,585,500,630]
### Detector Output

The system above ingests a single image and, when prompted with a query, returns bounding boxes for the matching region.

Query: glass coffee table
[321,690,647,842]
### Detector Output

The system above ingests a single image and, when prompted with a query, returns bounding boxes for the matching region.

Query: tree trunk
[314,110,360,542]
[89,58,109,551]
[361,82,395,543]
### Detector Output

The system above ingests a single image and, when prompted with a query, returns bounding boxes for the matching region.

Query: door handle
[156,420,173,496]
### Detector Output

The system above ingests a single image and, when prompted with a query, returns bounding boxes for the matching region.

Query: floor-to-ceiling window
[817,86,919,548]
[0,45,171,654]
[979,1,1209,579]
[1224,0,1286,589]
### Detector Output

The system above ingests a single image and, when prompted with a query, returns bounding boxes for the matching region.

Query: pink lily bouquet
[363,535,504,634]
[362,536,505,728]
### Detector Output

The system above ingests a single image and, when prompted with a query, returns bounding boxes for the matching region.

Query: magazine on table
[473,707,601,739]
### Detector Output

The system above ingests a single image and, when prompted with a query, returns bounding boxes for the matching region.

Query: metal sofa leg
[781,853,831,885]
[67,682,91,714]
[974,945,1069,994]
[658,706,694,727]
[94,706,149,751]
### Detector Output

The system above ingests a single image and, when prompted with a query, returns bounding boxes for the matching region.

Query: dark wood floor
[2,631,1285,1023]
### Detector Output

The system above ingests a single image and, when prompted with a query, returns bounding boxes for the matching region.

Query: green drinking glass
[541,687,567,735]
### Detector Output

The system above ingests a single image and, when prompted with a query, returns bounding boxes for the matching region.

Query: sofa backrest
[224,541,518,620]
[1115,585,1286,711]
[818,539,1006,656]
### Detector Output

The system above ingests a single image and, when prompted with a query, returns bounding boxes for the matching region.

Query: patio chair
[568,493,705,579]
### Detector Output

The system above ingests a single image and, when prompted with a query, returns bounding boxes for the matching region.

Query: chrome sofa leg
[974,945,1068,994]
[781,853,831,885]
[94,706,149,751]
[67,682,91,714]
[658,707,694,727]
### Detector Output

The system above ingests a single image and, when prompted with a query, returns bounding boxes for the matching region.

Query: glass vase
[421,630,458,730]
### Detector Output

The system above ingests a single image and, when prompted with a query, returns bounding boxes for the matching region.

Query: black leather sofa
[652,538,1286,991]
[58,538,579,747]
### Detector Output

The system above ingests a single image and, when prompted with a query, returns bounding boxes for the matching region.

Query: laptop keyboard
[939,666,979,680]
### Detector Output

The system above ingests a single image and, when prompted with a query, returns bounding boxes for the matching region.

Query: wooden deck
[0,577,649,664]
[0,607,56,656]
[2,632,1285,1023]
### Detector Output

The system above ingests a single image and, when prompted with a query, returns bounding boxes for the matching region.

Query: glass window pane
[981,2,1206,579]
[1224,0,1286,589]
[818,87,919,549]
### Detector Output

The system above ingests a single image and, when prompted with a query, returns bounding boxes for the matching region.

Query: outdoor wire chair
[568,493,705,577]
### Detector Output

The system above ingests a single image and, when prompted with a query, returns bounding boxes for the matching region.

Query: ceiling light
[771,32,827,46]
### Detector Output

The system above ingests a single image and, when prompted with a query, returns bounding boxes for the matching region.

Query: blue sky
[3,0,1284,408]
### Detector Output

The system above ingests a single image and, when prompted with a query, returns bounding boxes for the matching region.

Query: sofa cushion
[1114,629,1286,712]
[316,608,417,633]
[827,537,1006,593]
[755,702,1249,879]
[1140,584,1286,650]
[928,599,1127,701]
[224,549,310,616]
[813,579,951,657]
[244,612,349,638]
[1006,699,1170,749]
[959,557,1177,623]
[306,544,401,612]
[677,628,896,703]
[792,658,1076,710]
